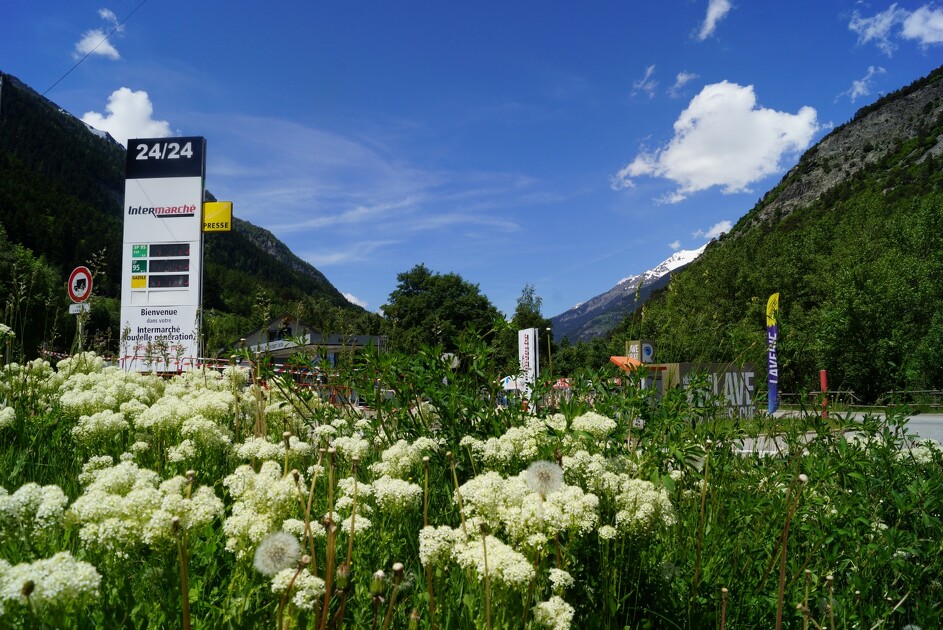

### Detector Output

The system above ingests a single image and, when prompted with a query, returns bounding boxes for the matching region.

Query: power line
[42,0,150,97]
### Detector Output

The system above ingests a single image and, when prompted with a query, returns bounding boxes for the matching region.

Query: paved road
[738,411,943,455]
[903,413,943,443]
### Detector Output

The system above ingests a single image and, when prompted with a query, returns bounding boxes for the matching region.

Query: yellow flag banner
[766,293,780,414]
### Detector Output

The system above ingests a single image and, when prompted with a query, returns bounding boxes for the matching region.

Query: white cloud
[902,6,943,44]
[698,0,733,41]
[669,71,699,98]
[838,66,886,102]
[81,88,172,146]
[850,4,943,54]
[849,5,905,55]
[74,29,120,60]
[668,240,682,250]
[611,81,819,202]
[73,8,124,60]
[344,293,367,308]
[302,240,398,267]
[632,65,658,98]
[693,220,732,240]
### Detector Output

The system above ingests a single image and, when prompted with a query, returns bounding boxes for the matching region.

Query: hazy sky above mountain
[3,1,941,316]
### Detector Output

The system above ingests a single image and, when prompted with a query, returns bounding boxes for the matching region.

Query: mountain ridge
[550,245,706,342]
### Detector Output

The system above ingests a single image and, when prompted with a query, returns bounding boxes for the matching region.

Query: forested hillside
[613,66,943,402]
[0,70,378,358]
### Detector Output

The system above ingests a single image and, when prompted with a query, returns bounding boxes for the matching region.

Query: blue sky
[3,1,942,317]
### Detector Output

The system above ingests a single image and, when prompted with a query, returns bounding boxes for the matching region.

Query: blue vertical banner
[766,293,780,414]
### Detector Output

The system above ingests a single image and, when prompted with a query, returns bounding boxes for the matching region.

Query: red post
[819,369,828,420]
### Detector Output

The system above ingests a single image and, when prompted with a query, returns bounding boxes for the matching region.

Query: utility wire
[42,0,149,97]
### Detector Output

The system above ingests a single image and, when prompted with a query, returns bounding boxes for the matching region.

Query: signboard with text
[518,328,539,397]
[203,201,233,232]
[120,137,206,372]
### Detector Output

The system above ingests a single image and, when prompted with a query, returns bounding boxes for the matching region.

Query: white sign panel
[120,137,206,372]
[518,327,539,396]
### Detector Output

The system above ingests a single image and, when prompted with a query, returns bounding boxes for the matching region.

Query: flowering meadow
[0,341,942,628]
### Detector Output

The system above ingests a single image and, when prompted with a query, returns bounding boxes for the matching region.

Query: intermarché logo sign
[127,204,197,218]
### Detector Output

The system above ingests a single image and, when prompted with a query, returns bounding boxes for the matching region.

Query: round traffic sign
[68,266,93,303]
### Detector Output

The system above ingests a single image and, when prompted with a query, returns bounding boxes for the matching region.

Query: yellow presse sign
[202,201,233,232]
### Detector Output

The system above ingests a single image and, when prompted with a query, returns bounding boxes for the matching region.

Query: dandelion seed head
[525,461,564,496]
[253,531,301,576]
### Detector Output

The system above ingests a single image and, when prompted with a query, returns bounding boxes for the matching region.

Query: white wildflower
[271,567,325,610]
[371,476,422,512]
[0,483,68,541]
[370,437,441,478]
[167,439,197,463]
[452,533,535,589]
[0,406,14,429]
[532,595,575,630]
[330,436,372,461]
[419,526,460,567]
[598,525,618,540]
[0,552,101,611]
[223,461,300,558]
[548,568,574,592]
[570,411,617,439]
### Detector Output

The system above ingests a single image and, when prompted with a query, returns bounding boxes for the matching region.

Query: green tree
[381,264,501,352]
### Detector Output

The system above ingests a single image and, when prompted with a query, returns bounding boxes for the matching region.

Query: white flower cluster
[233,435,311,462]
[0,406,14,429]
[458,470,599,551]
[323,476,374,534]
[451,532,535,589]
[71,410,129,446]
[370,437,441,478]
[134,395,191,436]
[460,417,549,468]
[0,358,61,411]
[141,476,224,547]
[59,367,161,417]
[182,389,237,425]
[0,552,101,613]
[221,365,250,389]
[612,477,676,535]
[0,483,68,542]
[223,461,301,559]
[330,436,372,461]
[68,460,222,553]
[547,568,574,593]
[263,402,305,435]
[570,411,618,440]
[181,414,233,451]
[271,567,326,610]
[532,595,575,630]
[371,475,422,512]
[901,439,942,465]
[562,450,638,496]
[55,352,106,377]
[418,525,461,567]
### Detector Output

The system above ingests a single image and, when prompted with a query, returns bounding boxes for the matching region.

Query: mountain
[0,69,372,356]
[611,64,943,402]
[551,246,705,342]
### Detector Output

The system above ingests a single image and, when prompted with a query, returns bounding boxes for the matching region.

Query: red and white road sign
[68,266,93,303]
